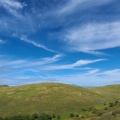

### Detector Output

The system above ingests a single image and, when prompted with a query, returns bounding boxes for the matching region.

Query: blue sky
[0,0,120,87]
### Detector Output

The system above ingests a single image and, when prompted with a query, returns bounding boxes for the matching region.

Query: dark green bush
[31,114,38,120]
[70,113,75,118]
[115,101,119,106]
[109,103,114,107]
[104,107,108,110]
[57,115,60,120]
[76,114,79,117]
[52,114,56,118]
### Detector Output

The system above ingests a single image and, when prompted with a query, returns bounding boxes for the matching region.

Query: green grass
[0,82,120,119]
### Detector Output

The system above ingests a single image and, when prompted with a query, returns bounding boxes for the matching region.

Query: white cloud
[42,59,106,70]
[58,0,113,15]
[0,0,26,17]
[0,59,27,69]
[1,68,120,86]
[0,53,119,87]
[0,0,24,9]
[20,35,55,53]
[0,54,62,68]
[98,69,120,76]
[87,69,100,74]
[51,68,120,87]
[0,54,104,72]
[0,54,62,84]
[23,54,63,68]
[64,22,120,53]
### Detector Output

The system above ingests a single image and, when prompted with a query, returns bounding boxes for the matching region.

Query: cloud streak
[58,0,113,15]
[50,68,120,87]
[64,22,120,53]
[1,68,120,87]
[0,0,26,17]
[42,59,106,70]
[0,0,120,87]
[0,54,62,85]
[0,51,118,87]
[20,35,55,53]
[0,54,62,69]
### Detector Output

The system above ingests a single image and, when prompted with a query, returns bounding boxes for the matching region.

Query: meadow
[0,83,120,120]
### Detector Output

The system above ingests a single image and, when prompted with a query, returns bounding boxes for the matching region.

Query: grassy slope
[97,104,120,120]
[0,83,120,119]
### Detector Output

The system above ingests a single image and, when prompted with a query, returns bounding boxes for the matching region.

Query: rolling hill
[0,83,120,119]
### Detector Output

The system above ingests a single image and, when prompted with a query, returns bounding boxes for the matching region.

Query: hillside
[0,83,120,119]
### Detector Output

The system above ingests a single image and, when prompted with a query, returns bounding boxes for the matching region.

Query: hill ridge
[0,82,120,119]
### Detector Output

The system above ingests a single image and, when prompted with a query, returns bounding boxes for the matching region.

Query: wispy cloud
[0,0,120,87]
[0,53,118,87]
[0,0,117,41]
[9,68,120,87]
[42,59,106,70]
[0,54,62,68]
[0,0,26,17]
[87,69,100,75]
[50,68,120,87]
[97,69,120,76]
[58,0,113,15]
[20,35,55,53]
[0,0,31,35]
[0,54,105,83]
[0,54,62,85]
[64,22,120,54]
[22,54,63,68]
[0,54,104,72]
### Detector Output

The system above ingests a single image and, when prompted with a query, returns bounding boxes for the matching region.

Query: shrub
[82,108,87,111]
[93,110,104,116]
[97,112,103,116]
[112,112,116,116]
[81,116,84,118]
[88,107,92,111]
[31,114,38,120]
[38,114,52,120]
[109,103,114,107]
[115,101,119,106]
[52,114,56,118]
[57,115,60,120]
[92,109,97,114]
[70,113,75,118]
[104,107,108,110]
[76,114,79,117]
[104,103,106,106]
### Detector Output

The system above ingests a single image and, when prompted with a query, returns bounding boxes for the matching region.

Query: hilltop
[0,83,120,119]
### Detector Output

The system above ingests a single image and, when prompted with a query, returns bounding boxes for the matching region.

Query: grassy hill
[0,83,120,119]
